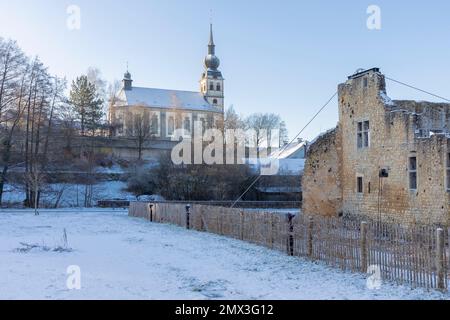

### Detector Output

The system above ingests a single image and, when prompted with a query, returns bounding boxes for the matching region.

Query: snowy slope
[1,181,135,207]
[0,209,447,300]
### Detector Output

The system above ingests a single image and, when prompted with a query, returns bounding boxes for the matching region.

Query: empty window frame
[409,156,417,190]
[357,121,370,149]
[357,176,363,193]
[447,153,450,192]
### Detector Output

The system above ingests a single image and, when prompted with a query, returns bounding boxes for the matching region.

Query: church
[109,24,225,141]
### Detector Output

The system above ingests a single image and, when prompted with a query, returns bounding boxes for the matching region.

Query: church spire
[123,63,133,91]
[201,22,224,111]
[208,23,215,55]
[204,24,220,71]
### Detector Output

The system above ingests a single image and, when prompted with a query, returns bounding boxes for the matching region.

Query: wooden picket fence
[129,202,449,291]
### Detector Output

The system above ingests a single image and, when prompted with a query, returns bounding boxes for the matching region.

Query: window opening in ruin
[409,157,417,190]
[357,121,370,149]
[357,177,363,193]
[447,153,450,192]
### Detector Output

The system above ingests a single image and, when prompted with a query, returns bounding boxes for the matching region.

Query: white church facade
[109,24,225,141]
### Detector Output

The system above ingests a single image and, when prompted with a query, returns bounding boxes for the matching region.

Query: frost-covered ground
[0,209,448,300]
[2,181,135,207]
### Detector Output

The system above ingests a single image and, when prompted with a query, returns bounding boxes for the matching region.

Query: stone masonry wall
[302,128,343,217]
[303,69,450,226]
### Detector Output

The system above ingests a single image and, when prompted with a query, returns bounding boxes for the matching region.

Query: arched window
[184,117,191,134]
[213,99,218,105]
[209,83,214,91]
[216,83,221,91]
[167,116,175,136]
[150,114,159,135]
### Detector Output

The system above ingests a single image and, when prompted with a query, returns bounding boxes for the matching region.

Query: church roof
[116,87,222,113]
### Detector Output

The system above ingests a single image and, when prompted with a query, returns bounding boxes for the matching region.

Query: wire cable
[385,76,450,103]
[231,91,338,208]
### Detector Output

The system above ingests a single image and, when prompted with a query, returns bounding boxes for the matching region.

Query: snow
[380,91,396,107]
[117,87,222,113]
[270,141,307,159]
[245,158,305,175]
[309,128,336,146]
[94,165,126,174]
[1,181,136,207]
[0,209,447,300]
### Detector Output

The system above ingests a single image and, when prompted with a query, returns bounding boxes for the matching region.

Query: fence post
[200,209,205,232]
[307,216,313,258]
[269,214,274,249]
[287,213,295,256]
[360,221,368,273]
[240,211,245,241]
[186,204,191,230]
[148,204,153,222]
[436,228,445,291]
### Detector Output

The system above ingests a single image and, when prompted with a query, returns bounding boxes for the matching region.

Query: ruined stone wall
[338,70,450,225]
[302,128,343,217]
[391,100,450,134]
[304,69,450,225]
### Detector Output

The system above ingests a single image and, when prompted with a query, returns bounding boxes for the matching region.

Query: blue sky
[1,0,449,140]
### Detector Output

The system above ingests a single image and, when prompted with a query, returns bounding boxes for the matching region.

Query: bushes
[126,154,256,201]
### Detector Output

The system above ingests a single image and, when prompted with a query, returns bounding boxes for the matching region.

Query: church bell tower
[200,24,224,111]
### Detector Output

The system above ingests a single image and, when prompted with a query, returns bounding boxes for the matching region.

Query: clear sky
[1,0,449,140]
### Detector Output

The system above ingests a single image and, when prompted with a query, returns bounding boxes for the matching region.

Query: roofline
[348,68,380,80]
[131,86,204,95]
[112,104,223,114]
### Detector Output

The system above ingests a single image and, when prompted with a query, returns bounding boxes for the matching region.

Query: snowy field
[1,181,135,208]
[0,209,448,300]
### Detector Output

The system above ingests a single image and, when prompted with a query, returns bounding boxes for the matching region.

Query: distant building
[245,141,307,201]
[109,24,224,141]
[303,68,450,225]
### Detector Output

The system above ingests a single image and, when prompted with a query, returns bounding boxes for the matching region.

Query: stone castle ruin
[303,68,450,225]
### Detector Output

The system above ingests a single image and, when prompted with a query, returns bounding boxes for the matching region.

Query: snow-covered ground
[2,181,135,207]
[0,209,448,300]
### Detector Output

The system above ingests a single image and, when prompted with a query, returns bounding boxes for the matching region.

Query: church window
[213,99,218,105]
[184,116,191,134]
[167,116,175,136]
[150,114,159,135]
[196,115,207,135]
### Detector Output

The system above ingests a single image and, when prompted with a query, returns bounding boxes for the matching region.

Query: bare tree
[0,39,29,205]
[87,67,108,122]
[24,160,47,215]
[245,113,289,152]
[125,108,158,161]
